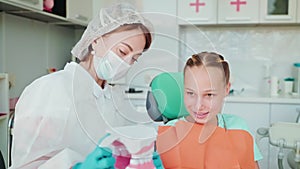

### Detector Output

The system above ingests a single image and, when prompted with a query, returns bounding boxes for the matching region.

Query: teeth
[126,159,154,169]
[130,156,152,164]
[112,147,120,156]
[113,144,155,168]
[120,148,129,156]
[138,159,144,164]
[130,158,139,165]
[113,146,130,157]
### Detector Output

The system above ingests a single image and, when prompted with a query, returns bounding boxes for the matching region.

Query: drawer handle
[264,15,292,21]
[225,17,251,21]
[186,18,209,22]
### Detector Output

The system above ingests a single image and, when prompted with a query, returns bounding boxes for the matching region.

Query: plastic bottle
[283,77,294,95]
[293,63,300,95]
[270,76,279,97]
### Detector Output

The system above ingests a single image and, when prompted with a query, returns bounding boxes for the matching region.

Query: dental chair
[257,109,300,169]
[146,72,189,123]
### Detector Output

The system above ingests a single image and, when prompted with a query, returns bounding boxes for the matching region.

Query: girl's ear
[225,82,231,96]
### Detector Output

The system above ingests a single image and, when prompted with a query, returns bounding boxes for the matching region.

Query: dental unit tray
[269,122,300,149]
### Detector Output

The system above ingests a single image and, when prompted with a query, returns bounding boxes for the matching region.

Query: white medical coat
[9,62,153,169]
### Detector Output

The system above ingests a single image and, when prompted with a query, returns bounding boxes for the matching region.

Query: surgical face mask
[93,50,131,81]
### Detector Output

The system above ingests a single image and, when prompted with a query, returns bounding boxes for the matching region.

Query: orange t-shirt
[156,120,255,169]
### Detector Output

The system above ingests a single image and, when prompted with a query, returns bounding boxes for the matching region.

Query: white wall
[179,25,300,96]
[114,0,180,88]
[0,14,3,73]
[0,12,79,98]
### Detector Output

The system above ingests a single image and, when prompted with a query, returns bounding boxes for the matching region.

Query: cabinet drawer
[218,0,259,24]
[260,0,297,23]
[177,0,217,25]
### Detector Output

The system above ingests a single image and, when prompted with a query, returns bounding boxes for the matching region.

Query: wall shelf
[0,74,6,79]
[0,0,86,28]
[0,114,7,121]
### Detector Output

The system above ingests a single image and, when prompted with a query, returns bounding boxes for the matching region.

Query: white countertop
[225,95,300,104]
[124,92,148,100]
[124,91,300,104]
[0,114,7,121]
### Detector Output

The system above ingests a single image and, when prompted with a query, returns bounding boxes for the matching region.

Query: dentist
[9,3,159,169]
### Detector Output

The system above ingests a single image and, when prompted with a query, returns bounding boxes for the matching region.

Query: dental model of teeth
[101,125,157,169]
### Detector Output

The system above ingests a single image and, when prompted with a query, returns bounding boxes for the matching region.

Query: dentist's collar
[93,82,111,99]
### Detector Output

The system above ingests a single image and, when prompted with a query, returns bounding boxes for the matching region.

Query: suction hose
[278,158,284,169]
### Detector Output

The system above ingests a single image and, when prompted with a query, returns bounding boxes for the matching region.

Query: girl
[156,52,262,169]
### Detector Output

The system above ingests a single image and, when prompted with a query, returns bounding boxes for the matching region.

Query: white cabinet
[0,73,9,168]
[268,103,300,169]
[260,0,297,23]
[177,0,300,25]
[297,0,300,23]
[66,0,94,25]
[270,103,300,123]
[177,0,217,25]
[0,0,87,27]
[222,102,270,169]
[6,0,43,10]
[223,102,270,138]
[67,0,112,25]
[218,0,259,24]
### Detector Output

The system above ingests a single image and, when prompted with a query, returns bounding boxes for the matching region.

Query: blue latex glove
[153,151,164,169]
[73,133,116,169]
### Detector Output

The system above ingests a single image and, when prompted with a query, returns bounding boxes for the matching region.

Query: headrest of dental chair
[146,72,189,123]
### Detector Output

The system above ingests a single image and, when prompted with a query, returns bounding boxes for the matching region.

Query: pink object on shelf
[0,112,7,120]
[0,112,7,116]
[43,0,54,12]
